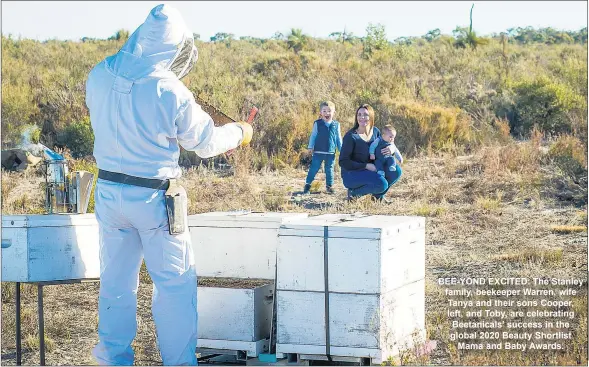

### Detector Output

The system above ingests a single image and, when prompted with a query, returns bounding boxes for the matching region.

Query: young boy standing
[304,101,342,194]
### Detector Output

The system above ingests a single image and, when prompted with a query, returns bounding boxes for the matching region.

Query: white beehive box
[188,211,308,279]
[197,280,273,357]
[275,214,425,364]
[1,214,100,282]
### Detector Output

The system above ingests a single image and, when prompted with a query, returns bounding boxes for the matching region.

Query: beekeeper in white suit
[85,4,253,366]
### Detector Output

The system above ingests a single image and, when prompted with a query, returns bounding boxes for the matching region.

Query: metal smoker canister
[45,159,69,213]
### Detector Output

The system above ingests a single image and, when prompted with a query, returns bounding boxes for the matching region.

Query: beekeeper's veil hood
[105,4,198,81]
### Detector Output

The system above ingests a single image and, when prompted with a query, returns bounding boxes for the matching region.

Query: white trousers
[92,179,198,366]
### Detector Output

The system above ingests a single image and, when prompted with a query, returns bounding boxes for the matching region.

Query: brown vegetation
[1,25,587,366]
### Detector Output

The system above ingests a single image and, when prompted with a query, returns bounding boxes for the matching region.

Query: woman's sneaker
[326,186,335,194]
[346,188,355,201]
[372,195,391,204]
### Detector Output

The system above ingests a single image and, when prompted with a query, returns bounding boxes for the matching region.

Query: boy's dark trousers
[373,140,396,181]
[305,153,335,187]
[374,155,397,182]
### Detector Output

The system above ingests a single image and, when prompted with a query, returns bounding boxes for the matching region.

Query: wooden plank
[279,222,381,239]
[276,236,325,292]
[299,354,364,363]
[277,292,382,350]
[381,228,425,292]
[197,339,269,357]
[190,221,285,229]
[276,343,382,361]
[278,215,423,239]
[254,285,274,341]
[1,214,98,228]
[278,217,425,294]
[198,284,272,343]
[190,227,278,278]
[380,217,425,241]
[276,283,424,359]
[27,226,100,282]
[278,214,376,239]
[334,215,421,230]
[189,212,307,279]
[198,287,256,341]
[379,279,425,361]
[298,214,362,223]
[276,291,325,346]
[1,216,29,227]
[1,218,100,282]
[276,343,325,356]
[71,224,101,279]
[327,238,380,294]
[1,227,28,282]
[379,327,427,364]
[329,293,380,349]
[188,212,307,226]
[246,356,292,366]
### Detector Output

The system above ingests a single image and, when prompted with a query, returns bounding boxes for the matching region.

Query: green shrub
[287,29,309,54]
[509,77,586,137]
[62,117,94,158]
[1,83,37,144]
[363,23,389,58]
[1,33,587,170]
[108,29,129,42]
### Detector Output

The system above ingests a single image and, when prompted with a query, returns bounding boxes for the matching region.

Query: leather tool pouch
[164,179,187,235]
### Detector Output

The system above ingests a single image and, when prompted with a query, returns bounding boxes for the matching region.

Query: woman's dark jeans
[342,165,402,199]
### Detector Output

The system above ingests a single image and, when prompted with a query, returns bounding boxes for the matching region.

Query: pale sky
[2,1,587,42]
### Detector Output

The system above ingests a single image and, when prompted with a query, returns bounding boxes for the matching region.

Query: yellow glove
[235,122,253,147]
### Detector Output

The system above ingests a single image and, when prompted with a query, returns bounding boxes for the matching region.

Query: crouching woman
[338,104,402,201]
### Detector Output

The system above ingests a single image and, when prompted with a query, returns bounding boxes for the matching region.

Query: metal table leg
[38,284,45,366]
[16,282,21,366]
[11,279,99,366]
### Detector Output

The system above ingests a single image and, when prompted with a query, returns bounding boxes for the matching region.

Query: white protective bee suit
[85,4,248,365]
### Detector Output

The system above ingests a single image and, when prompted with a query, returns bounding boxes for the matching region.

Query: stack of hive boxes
[275,214,425,364]
[188,211,308,357]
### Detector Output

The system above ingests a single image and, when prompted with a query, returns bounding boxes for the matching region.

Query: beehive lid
[1,213,98,228]
[188,211,308,228]
[279,213,424,239]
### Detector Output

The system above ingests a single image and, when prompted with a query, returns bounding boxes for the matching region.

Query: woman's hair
[351,104,376,132]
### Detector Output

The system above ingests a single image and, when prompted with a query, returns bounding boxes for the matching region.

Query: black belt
[98,169,170,190]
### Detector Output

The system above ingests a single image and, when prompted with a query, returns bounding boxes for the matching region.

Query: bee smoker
[44,156,94,214]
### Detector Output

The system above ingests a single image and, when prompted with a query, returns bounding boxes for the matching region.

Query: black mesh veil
[170,35,198,79]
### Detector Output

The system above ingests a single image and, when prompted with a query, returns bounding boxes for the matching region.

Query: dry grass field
[1,139,587,365]
[1,21,587,366]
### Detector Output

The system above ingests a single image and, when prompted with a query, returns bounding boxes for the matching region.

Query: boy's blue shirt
[308,119,343,154]
[369,138,403,168]
[369,138,391,161]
